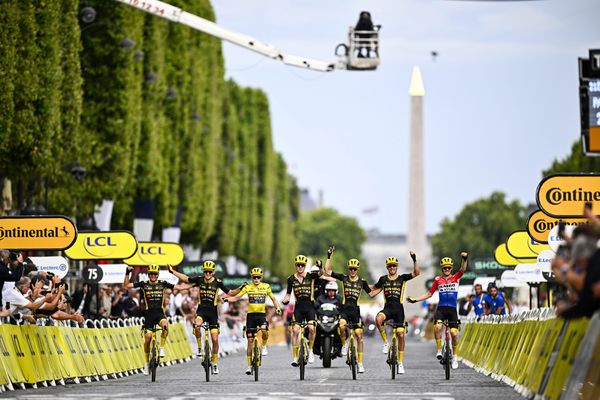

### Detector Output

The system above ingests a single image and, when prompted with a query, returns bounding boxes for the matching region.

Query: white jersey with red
[429,271,464,308]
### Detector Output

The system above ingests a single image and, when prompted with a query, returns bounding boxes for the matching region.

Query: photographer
[0,249,24,311]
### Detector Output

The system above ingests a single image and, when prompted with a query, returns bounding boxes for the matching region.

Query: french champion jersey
[133,280,175,310]
[239,282,272,314]
[429,271,464,308]
[189,276,231,306]
[331,271,371,306]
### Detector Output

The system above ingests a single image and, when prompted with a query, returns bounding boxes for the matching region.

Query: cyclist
[369,252,420,375]
[408,252,468,370]
[168,260,244,374]
[282,254,321,366]
[324,245,371,373]
[223,267,282,375]
[123,264,187,375]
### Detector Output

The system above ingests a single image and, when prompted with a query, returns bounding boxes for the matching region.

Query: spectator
[0,250,24,309]
[110,285,124,318]
[467,284,486,318]
[484,284,506,315]
[122,288,140,317]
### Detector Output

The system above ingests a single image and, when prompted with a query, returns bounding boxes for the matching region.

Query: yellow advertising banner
[0,216,77,250]
[506,231,550,259]
[65,231,138,260]
[536,174,600,217]
[526,210,588,244]
[124,242,184,266]
[494,243,535,267]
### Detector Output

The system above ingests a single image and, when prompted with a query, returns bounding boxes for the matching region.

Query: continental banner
[536,174,600,217]
[506,231,550,259]
[124,242,185,266]
[526,210,588,244]
[0,216,77,250]
[65,231,138,260]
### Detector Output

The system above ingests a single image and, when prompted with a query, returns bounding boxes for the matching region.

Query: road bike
[385,321,405,380]
[296,321,310,381]
[146,325,162,382]
[345,322,361,380]
[250,328,262,381]
[439,319,454,380]
[198,322,212,382]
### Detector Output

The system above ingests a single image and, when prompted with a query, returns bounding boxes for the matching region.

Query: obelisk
[407,66,426,259]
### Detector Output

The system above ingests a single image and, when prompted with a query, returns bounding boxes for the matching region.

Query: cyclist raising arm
[408,252,468,370]
[368,252,419,375]
[224,267,282,375]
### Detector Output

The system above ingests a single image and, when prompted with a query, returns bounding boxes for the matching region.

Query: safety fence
[458,309,600,400]
[0,317,192,392]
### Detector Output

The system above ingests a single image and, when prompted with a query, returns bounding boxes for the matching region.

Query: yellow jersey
[239,282,272,314]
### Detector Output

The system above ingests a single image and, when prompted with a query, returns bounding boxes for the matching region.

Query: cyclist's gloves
[127,266,134,275]
[167,264,174,274]
[327,245,335,259]
[409,251,417,263]
[407,297,417,303]
[316,260,322,268]
[461,252,468,262]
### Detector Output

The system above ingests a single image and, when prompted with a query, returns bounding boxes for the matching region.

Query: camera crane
[114,0,380,72]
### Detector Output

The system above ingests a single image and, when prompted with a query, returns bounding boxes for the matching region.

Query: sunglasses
[148,272,158,276]
[386,265,397,268]
[442,267,452,270]
[204,271,214,274]
[252,276,261,280]
[348,268,358,272]
[295,264,305,268]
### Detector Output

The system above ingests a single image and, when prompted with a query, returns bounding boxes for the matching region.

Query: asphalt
[0,336,522,400]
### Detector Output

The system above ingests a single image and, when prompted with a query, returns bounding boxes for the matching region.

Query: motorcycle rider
[315,282,342,309]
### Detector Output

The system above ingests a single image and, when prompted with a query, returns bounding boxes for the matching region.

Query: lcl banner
[0,216,77,250]
[65,231,138,260]
[124,242,184,266]
[536,174,600,217]
[526,210,588,244]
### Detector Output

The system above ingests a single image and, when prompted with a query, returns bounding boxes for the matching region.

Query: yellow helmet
[250,267,263,277]
[148,264,160,274]
[294,255,308,265]
[347,258,360,269]
[203,260,216,272]
[385,256,399,266]
[440,257,454,267]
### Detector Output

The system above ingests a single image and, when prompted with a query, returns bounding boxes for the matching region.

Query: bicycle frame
[146,325,162,382]
[199,322,212,382]
[297,321,310,381]
[345,323,361,380]
[440,320,452,380]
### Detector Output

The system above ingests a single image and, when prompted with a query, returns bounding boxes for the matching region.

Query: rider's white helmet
[310,265,320,273]
[325,282,338,291]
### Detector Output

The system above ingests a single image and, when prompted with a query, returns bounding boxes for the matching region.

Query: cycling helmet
[250,267,263,277]
[203,260,216,272]
[325,282,338,291]
[440,257,454,267]
[385,256,399,266]
[347,258,360,269]
[148,264,160,274]
[294,255,308,265]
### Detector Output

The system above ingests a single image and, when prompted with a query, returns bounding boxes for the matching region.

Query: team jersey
[286,273,318,302]
[374,273,414,304]
[238,282,273,314]
[429,271,464,308]
[189,276,231,306]
[133,280,175,311]
[472,294,485,316]
[330,271,371,306]
[483,293,506,315]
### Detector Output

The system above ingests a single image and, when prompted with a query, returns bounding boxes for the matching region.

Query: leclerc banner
[526,210,588,244]
[536,174,600,217]
[28,256,70,278]
[124,242,184,266]
[0,216,77,250]
[65,231,138,260]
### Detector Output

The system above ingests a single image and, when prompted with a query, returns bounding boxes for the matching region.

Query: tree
[543,140,600,176]
[298,208,367,272]
[431,192,527,261]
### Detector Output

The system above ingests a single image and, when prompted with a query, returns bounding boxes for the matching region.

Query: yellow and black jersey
[133,280,175,310]
[286,273,318,303]
[373,274,414,304]
[189,276,231,306]
[238,282,272,314]
[330,271,371,306]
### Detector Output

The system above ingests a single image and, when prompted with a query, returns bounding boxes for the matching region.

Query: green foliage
[542,140,600,176]
[298,207,367,273]
[431,192,527,262]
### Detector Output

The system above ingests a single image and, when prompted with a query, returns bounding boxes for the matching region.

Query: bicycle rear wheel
[151,342,157,382]
[204,339,211,382]
[390,339,397,380]
[253,340,260,382]
[299,340,306,381]
[444,344,450,380]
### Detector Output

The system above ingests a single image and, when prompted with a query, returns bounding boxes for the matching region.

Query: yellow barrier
[0,320,192,389]
[458,310,594,399]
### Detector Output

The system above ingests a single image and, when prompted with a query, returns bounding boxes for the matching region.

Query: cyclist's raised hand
[409,251,417,263]
[127,266,134,274]
[407,297,417,303]
[327,245,335,258]
[461,252,468,261]
[167,264,174,274]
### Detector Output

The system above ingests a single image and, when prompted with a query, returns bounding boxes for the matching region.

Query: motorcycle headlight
[322,316,330,323]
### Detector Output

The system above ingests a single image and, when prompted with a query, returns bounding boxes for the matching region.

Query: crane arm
[115,0,338,72]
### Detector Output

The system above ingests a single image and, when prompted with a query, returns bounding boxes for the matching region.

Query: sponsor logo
[0,216,77,250]
[545,187,600,205]
[65,231,137,260]
[537,174,600,217]
[527,210,588,243]
[124,242,184,266]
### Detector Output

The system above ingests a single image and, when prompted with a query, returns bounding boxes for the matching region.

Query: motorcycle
[312,303,342,368]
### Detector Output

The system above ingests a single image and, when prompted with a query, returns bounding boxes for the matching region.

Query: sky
[211,0,599,235]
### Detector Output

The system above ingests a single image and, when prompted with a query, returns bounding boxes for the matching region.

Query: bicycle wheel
[444,343,451,380]
[151,340,157,382]
[253,340,260,382]
[390,338,397,380]
[349,338,357,380]
[299,339,306,381]
[204,337,211,382]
